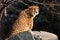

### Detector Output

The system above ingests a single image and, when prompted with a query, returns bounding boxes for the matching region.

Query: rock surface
[5,31,58,40]
[33,31,58,40]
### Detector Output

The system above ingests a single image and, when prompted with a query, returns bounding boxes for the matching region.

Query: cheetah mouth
[35,12,39,15]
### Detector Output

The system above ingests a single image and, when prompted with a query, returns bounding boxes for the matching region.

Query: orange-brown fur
[9,5,39,37]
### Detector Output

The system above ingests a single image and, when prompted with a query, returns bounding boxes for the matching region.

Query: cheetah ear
[27,5,30,8]
[28,6,33,11]
[28,5,31,9]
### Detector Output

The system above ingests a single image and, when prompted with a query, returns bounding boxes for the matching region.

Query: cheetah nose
[36,12,37,13]
[35,12,39,15]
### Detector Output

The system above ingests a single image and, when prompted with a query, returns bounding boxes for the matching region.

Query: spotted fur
[9,5,39,37]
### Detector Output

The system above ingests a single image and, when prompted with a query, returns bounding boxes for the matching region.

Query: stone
[5,31,35,40]
[33,31,58,40]
[5,31,58,40]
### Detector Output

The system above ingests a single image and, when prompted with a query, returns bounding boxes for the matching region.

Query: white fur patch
[35,12,39,15]
[34,12,39,17]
